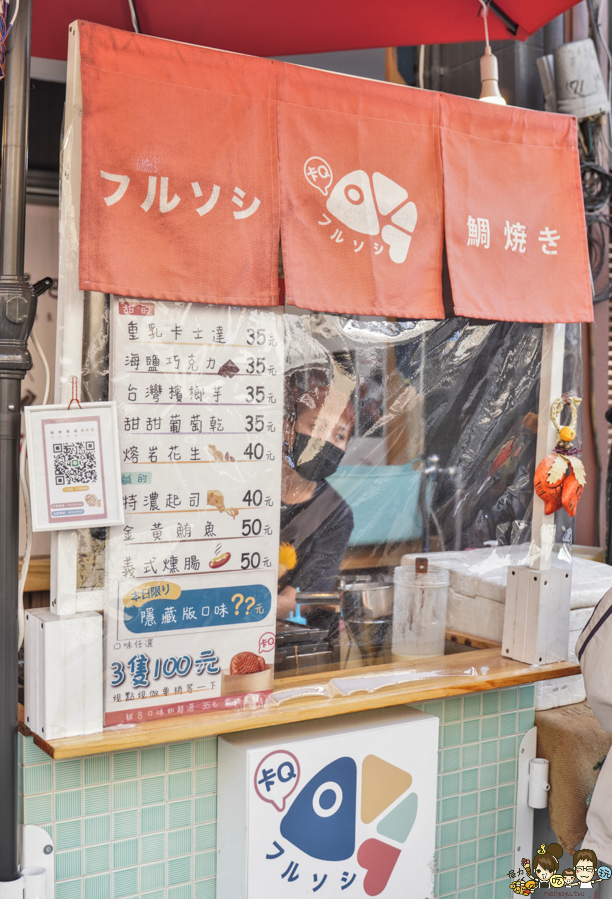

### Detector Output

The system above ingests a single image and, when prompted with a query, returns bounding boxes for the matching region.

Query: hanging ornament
[534,395,586,517]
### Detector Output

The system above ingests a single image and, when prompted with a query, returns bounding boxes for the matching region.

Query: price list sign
[106,298,283,725]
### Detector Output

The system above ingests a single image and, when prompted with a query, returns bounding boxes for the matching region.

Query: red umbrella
[33,0,580,61]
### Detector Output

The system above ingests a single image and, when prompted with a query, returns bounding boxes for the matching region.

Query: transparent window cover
[56,303,587,727]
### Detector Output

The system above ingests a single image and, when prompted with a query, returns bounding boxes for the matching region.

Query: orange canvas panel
[277,64,445,318]
[440,94,593,323]
[79,22,279,306]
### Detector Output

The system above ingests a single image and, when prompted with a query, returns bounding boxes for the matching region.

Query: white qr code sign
[24,402,124,531]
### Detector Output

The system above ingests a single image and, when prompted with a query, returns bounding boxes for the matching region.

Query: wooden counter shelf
[19,556,50,593]
[23,646,581,760]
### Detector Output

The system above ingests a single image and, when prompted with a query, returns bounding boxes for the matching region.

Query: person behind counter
[276,369,355,620]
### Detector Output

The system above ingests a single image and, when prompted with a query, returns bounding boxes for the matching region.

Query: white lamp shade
[479,46,507,105]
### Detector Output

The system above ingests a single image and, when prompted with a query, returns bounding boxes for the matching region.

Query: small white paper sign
[24,401,124,531]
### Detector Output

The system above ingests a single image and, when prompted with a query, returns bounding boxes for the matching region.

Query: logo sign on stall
[254,751,301,811]
[79,22,279,307]
[218,708,438,899]
[304,157,333,196]
[279,65,445,319]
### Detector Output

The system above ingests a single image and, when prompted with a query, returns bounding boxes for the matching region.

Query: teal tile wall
[19,686,535,899]
[19,738,217,899]
[413,684,535,899]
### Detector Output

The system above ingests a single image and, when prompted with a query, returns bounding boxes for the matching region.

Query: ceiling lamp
[478,0,506,105]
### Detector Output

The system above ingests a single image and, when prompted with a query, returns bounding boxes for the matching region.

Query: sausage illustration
[209,551,230,569]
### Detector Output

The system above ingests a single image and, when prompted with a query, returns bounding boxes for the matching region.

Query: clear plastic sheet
[273,313,596,682]
[281,314,582,563]
[41,300,612,735]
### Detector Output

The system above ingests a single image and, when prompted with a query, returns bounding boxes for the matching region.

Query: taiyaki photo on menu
[230,652,266,675]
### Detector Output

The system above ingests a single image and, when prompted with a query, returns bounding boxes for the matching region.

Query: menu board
[106,298,283,724]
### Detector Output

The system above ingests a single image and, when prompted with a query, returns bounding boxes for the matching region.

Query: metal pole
[0,0,30,277]
[0,0,35,883]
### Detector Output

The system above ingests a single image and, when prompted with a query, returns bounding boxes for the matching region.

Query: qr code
[53,441,97,485]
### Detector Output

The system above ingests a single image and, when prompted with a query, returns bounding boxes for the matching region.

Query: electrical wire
[7,0,18,28]
[580,153,612,302]
[31,329,50,405]
[0,0,19,80]
[18,425,31,650]
[18,328,51,649]
[585,215,612,301]
[430,508,446,552]
[587,321,603,547]
[478,0,491,50]
[581,160,612,213]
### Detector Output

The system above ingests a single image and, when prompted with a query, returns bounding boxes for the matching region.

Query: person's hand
[277,585,297,619]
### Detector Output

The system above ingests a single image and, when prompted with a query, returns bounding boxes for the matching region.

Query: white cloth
[584,753,612,865]
[576,587,612,863]
[576,587,612,732]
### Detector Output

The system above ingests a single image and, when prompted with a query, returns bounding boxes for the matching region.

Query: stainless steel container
[296,581,394,665]
[341,582,394,664]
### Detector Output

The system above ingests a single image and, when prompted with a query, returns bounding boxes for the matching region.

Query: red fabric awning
[278,64,445,318]
[440,94,593,323]
[77,23,593,323]
[79,23,280,306]
[33,0,580,62]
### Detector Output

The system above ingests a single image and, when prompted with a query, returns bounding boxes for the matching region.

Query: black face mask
[288,431,345,482]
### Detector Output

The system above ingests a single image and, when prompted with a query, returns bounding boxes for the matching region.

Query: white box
[503,566,572,665]
[447,591,505,641]
[25,608,103,739]
[535,673,585,710]
[217,706,438,899]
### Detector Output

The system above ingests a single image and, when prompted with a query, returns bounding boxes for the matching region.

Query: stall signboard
[24,401,124,531]
[78,21,593,324]
[440,94,593,323]
[79,22,280,307]
[217,707,438,899]
[278,64,445,319]
[105,298,283,724]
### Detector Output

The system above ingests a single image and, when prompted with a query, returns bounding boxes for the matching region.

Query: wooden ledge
[19,556,50,593]
[27,649,581,759]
